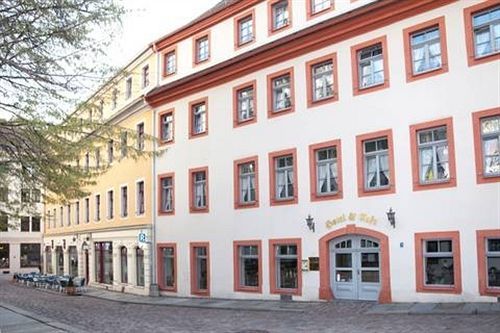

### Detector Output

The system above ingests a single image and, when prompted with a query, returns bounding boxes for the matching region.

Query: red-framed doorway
[319,224,392,303]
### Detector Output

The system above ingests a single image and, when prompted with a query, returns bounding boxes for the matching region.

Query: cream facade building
[43,47,157,295]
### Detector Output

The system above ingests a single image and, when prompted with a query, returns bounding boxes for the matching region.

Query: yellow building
[43,47,157,295]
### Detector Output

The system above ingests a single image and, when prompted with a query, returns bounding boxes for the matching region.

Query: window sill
[308,94,338,109]
[358,185,395,197]
[158,139,174,147]
[311,191,343,202]
[468,50,500,67]
[235,38,255,51]
[407,64,448,83]
[476,173,500,184]
[268,23,291,37]
[267,106,294,119]
[158,210,174,216]
[190,207,209,214]
[308,6,334,20]
[159,285,177,292]
[270,197,297,206]
[413,178,456,191]
[480,287,500,297]
[235,285,262,293]
[417,285,461,294]
[191,290,210,297]
[234,201,259,210]
[353,80,389,96]
[234,117,257,128]
[189,131,208,140]
[271,287,301,296]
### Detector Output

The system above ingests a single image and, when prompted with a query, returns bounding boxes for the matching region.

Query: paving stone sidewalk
[84,287,500,315]
[0,303,87,333]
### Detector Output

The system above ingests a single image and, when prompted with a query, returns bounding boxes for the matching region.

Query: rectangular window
[95,148,101,169]
[234,156,259,209]
[472,108,500,183]
[464,2,500,66]
[0,243,9,268]
[190,243,209,296]
[410,27,442,73]
[269,148,297,205]
[85,152,90,172]
[121,131,127,158]
[403,17,448,81]
[306,54,338,107]
[234,241,261,293]
[363,137,390,190]
[195,34,210,64]
[351,36,389,95]
[309,140,343,201]
[121,186,128,217]
[112,89,118,109]
[269,239,301,295]
[32,189,41,203]
[107,190,114,219]
[190,168,208,212]
[75,201,80,225]
[159,174,174,214]
[21,189,30,202]
[270,0,291,33]
[31,217,40,232]
[142,65,149,88]
[21,216,30,232]
[125,77,132,99]
[137,123,145,151]
[189,98,208,137]
[160,110,174,143]
[108,140,114,164]
[53,208,56,228]
[164,49,176,76]
[0,215,7,232]
[272,75,291,112]
[158,244,176,291]
[94,242,113,284]
[417,126,450,184]
[477,230,500,297]
[472,6,500,58]
[95,194,101,221]
[85,198,90,223]
[310,0,332,16]
[59,207,63,226]
[67,204,71,226]
[136,181,145,215]
[356,130,395,197]
[486,238,500,288]
[0,186,7,202]
[237,86,255,122]
[20,243,40,268]
[415,231,461,294]
[479,115,500,177]
[267,68,294,118]
[410,118,456,191]
[358,44,384,88]
[236,12,254,47]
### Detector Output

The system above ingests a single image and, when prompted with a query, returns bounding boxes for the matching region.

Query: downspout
[149,44,160,296]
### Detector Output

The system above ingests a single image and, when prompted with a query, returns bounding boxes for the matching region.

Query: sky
[108,0,222,66]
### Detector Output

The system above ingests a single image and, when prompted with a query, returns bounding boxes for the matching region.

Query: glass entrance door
[330,236,381,301]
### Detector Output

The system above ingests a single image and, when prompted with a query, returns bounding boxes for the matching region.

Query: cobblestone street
[0,278,499,333]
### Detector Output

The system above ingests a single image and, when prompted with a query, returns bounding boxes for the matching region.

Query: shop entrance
[330,235,381,301]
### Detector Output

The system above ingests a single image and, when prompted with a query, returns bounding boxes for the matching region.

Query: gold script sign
[325,212,377,229]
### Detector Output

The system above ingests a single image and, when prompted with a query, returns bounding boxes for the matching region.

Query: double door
[330,236,381,301]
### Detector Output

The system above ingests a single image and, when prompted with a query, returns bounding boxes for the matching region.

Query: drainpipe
[149,45,160,297]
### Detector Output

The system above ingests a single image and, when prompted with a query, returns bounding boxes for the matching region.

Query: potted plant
[66,277,76,296]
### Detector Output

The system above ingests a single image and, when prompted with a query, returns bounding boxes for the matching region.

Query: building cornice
[146,0,456,107]
[153,0,265,52]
